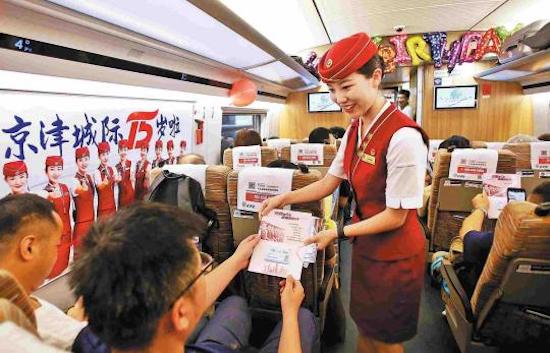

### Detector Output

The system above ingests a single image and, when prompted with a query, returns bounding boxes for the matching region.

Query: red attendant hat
[45,156,63,168]
[118,139,129,150]
[98,141,110,154]
[317,32,379,82]
[3,161,27,178]
[75,147,90,159]
[155,140,163,149]
[167,140,174,149]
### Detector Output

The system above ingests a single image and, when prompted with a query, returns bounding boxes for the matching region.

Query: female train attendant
[260,33,428,353]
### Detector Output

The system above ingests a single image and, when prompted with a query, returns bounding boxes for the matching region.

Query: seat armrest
[441,259,475,322]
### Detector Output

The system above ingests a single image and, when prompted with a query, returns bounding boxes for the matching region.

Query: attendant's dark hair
[0,194,56,244]
[538,133,550,141]
[533,182,550,203]
[357,55,385,80]
[309,127,331,144]
[70,202,204,350]
[398,89,410,99]
[438,135,471,150]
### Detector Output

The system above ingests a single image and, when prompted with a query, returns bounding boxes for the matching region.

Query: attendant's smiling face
[327,69,382,119]
[76,156,89,173]
[46,166,62,183]
[5,173,28,194]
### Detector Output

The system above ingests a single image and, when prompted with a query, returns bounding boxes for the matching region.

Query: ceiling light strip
[0,33,286,100]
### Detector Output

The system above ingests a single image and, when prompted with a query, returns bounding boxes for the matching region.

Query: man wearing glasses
[70,202,319,353]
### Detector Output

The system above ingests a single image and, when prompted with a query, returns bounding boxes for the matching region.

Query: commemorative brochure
[248,209,320,280]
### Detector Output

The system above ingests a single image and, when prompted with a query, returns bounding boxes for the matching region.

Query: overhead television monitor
[434,85,478,109]
[308,92,342,113]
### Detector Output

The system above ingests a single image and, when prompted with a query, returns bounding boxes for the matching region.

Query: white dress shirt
[34,297,87,351]
[328,101,427,209]
[398,104,414,119]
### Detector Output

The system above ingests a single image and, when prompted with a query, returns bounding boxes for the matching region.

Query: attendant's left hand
[303,229,337,250]
[231,234,261,270]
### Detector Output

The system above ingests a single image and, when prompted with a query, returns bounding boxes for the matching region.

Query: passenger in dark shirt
[458,182,550,295]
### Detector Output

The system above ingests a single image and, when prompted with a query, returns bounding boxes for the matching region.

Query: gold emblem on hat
[326,59,333,68]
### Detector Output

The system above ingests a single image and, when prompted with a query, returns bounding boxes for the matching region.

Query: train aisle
[326,240,460,353]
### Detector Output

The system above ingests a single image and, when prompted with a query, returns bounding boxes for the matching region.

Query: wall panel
[279,89,350,139]
[422,62,533,141]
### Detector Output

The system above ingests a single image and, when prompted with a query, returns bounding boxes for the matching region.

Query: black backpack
[146,170,219,243]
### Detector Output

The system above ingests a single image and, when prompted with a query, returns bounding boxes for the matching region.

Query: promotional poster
[1,91,195,277]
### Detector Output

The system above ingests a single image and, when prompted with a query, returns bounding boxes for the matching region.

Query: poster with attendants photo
[0,91,197,279]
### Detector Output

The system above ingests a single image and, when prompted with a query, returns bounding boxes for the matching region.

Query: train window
[221,114,263,140]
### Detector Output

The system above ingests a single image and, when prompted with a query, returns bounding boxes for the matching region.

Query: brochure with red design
[482,173,521,219]
[248,209,320,280]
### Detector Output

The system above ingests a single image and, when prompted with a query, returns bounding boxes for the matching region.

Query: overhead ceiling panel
[246,61,311,89]
[473,0,547,31]
[47,0,274,69]
[314,0,506,40]
[219,0,330,54]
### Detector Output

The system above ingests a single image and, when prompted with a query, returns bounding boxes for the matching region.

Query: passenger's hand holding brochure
[482,173,521,219]
[247,209,320,280]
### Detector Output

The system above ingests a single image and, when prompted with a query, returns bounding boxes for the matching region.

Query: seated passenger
[417,168,433,220]
[438,135,471,150]
[457,182,550,296]
[234,129,262,147]
[329,126,346,140]
[308,127,331,144]
[71,203,319,353]
[506,134,539,143]
[0,194,87,350]
[177,153,207,165]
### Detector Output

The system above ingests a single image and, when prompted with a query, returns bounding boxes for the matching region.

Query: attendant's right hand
[279,275,304,315]
[259,194,286,218]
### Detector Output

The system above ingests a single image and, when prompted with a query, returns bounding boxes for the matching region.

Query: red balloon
[474,28,501,60]
[229,79,257,107]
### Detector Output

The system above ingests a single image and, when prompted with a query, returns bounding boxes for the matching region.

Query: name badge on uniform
[358,148,376,165]
[361,153,376,165]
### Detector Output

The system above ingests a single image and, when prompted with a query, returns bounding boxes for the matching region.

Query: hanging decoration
[378,44,397,73]
[473,28,502,60]
[372,36,383,46]
[495,26,510,41]
[303,51,320,79]
[389,34,411,64]
[459,32,483,64]
[229,79,257,107]
[406,35,432,66]
[423,32,447,68]
[304,23,524,76]
[446,40,462,74]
